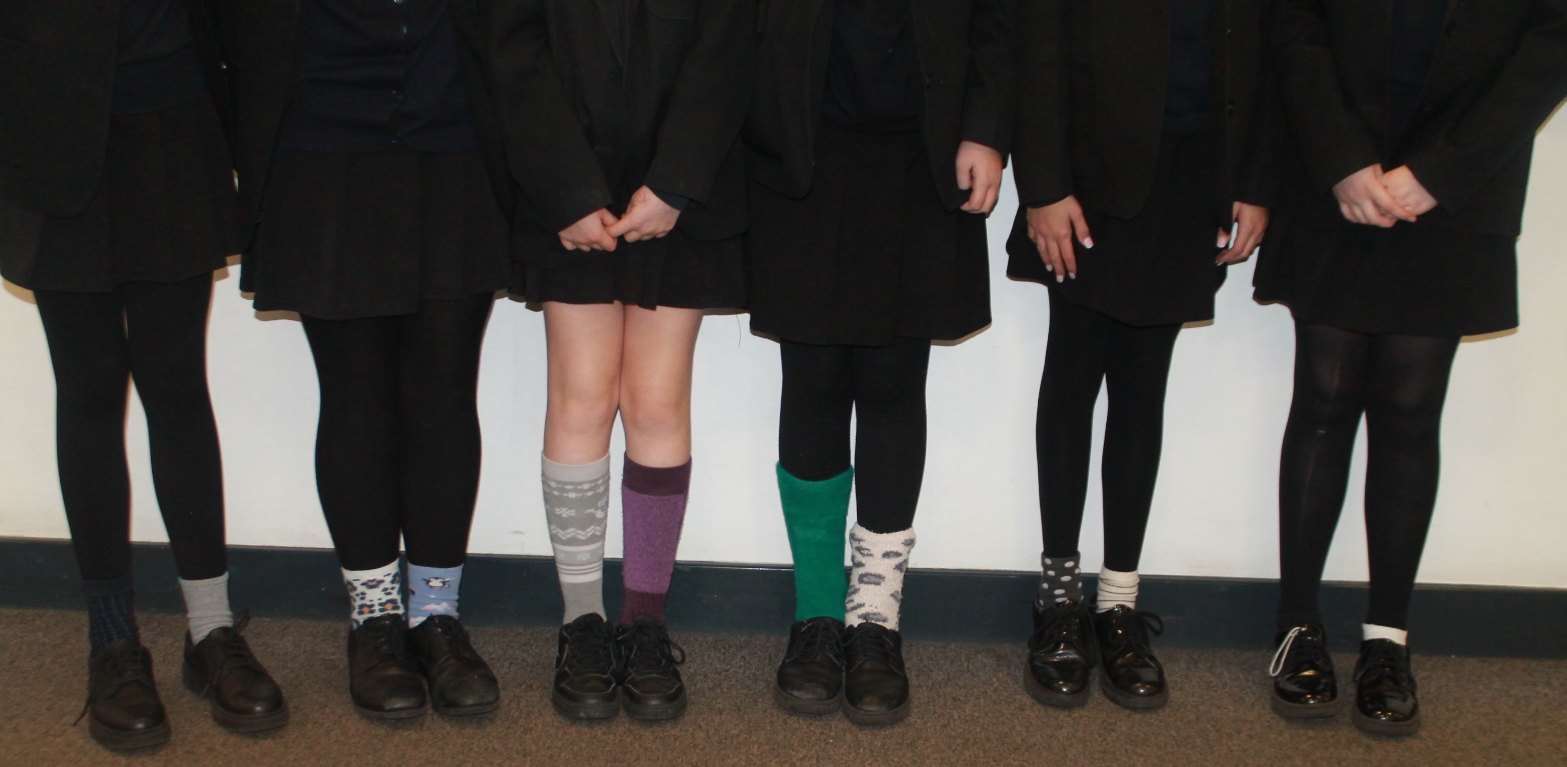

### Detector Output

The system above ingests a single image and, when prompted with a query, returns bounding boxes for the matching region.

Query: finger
[983,184,1000,215]
[1360,201,1395,228]
[1046,239,1065,281]
[605,216,635,238]
[1368,183,1416,223]
[560,236,577,251]
[1217,226,1232,249]
[1057,234,1078,279]
[1069,211,1093,250]
[1339,201,1356,223]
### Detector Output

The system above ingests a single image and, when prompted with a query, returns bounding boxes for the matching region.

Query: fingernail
[1083,239,1094,249]
[1056,274,1064,283]
[1045,264,1053,272]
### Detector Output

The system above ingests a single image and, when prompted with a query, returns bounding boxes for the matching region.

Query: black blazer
[744,0,1016,211]
[211,0,514,250]
[1273,0,1567,236]
[0,0,234,218]
[480,0,754,267]
[1011,0,1282,220]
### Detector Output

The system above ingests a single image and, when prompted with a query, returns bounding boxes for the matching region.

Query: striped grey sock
[543,453,610,624]
[178,572,234,642]
[1038,552,1083,606]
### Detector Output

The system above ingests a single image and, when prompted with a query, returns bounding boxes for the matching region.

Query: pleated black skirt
[746,123,991,347]
[1006,129,1224,327]
[517,229,745,310]
[242,147,509,320]
[0,95,240,293]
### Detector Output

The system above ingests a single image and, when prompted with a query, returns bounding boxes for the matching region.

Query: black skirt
[0,96,240,293]
[1253,210,1518,337]
[746,123,991,347]
[242,147,509,320]
[1006,129,1224,327]
[517,229,745,310]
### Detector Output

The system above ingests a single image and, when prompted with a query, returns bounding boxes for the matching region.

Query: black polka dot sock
[1037,551,1083,606]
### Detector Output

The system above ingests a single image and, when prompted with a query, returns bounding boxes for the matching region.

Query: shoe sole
[1099,676,1169,711]
[1352,708,1421,736]
[1022,663,1091,709]
[842,698,911,726]
[623,694,688,721]
[772,684,843,715]
[1271,693,1344,720]
[551,691,621,720]
[433,701,499,717]
[89,718,170,751]
[353,701,429,720]
[182,663,291,733]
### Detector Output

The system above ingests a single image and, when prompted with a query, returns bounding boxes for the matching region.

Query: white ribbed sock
[1095,567,1139,612]
[178,573,234,642]
[1363,623,1408,645]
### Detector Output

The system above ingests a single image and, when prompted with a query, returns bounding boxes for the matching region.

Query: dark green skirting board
[2,537,1560,658]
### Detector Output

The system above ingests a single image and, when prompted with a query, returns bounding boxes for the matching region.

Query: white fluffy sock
[845,525,915,631]
[1363,623,1409,645]
[1095,567,1140,612]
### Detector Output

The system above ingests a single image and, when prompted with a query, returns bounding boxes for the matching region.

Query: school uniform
[482,0,754,310]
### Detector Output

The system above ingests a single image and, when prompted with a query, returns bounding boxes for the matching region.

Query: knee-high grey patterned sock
[543,453,610,624]
[1037,552,1083,606]
[845,524,915,631]
[344,560,403,627]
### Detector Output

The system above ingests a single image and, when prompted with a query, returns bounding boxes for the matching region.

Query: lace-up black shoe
[552,613,622,719]
[182,614,289,732]
[616,617,687,721]
[841,622,910,725]
[409,615,500,716]
[1025,599,1094,708]
[347,614,427,719]
[1269,624,1341,718]
[774,617,846,714]
[1093,604,1168,710]
[1352,639,1420,736]
[83,638,169,750]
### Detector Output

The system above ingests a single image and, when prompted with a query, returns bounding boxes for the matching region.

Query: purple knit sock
[619,455,692,625]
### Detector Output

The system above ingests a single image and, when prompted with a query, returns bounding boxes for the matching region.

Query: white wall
[5,122,1567,589]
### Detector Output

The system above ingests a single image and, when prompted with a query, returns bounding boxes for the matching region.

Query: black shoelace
[362,615,410,660]
[75,644,156,724]
[1029,603,1090,657]
[422,616,481,661]
[197,612,265,694]
[787,620,843,665]
[1355,640,1409,684]
[620,621,686,675]
[561,620,617,674]
[844,625,899,671]
[1100,608,1165,656]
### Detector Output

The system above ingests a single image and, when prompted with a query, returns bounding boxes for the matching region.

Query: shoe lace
[844,625,896,670]
[562,619,617,674]
[1028,603,1088,656]
[363,615,408,659]
[196,612,265,697]
[1354,640,1406,683]
[75,644,156,725]
[788,620,843,664]
[423,616,479,661]
[1269,625,1330,678]
[620,621,686,675]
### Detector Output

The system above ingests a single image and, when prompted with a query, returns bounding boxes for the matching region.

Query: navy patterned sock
[83,572,140,650]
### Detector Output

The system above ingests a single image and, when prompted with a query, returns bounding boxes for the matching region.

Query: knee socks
[543,453,611,623]
[778,464,854,621]
[846,524,916,630]
[619,456,692,625]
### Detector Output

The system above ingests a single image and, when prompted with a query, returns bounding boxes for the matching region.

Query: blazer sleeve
[1235,0,1285,208]
[1403,0,1567,213]
[642,0,755,207]
[482,0,615,234]
[1009,0,1069,207]
[1273,0,1381,192]
[959,0,1018,156]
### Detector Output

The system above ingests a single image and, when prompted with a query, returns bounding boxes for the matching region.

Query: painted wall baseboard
[3,537,1560,658]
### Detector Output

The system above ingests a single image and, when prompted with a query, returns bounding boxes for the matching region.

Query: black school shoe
[1268,624,1342,719]
[1025,599,1095,708]
[774,617,846,714]
[82,637,170,750]
[1092,604,1169,710]
[552,613,622,720]
[182,615,289,732]
[616,617,688,721]
[409,615,500,716]
[1352,639,1421,736]
[841,622,910,725]
[347,614,428,719]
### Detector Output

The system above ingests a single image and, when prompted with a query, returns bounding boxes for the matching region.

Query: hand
[1217,202,1269,265]
[1025,195,1092,282]
[559,208,620,252]
[1332,165,1415,228]
[956,140,1004,215]
[1381,165,1438,217]
[606,186,680,243]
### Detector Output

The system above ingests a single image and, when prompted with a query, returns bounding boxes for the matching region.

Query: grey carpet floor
[2,608,1563,767]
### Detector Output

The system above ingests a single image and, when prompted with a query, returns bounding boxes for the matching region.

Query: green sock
[777,464,854,622]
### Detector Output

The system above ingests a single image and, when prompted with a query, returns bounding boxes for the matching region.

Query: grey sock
[543,453,610,623]
[1037,552,1083,606]
[179,573,234,643]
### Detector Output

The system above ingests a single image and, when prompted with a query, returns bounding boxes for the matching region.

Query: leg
[849,337,931,536]
[1360,333,1459,630]
[542,302,626,464]
[1098,319,1182,573]
[777,341,857,622]
[1276,322,1372,629]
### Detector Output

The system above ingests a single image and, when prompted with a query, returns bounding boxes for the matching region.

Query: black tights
[35,275,227,582]
[301,296,494,571]
[778,338,931,534]
[1037,298,1182,571]
[1278,321,1459,630]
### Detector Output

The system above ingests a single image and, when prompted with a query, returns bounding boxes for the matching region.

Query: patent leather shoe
[1352,639,1421,736]
[841,622,910,725]
[1025,598,1094,707]
[1093,604,1168,710]
[1268,624,1341,718]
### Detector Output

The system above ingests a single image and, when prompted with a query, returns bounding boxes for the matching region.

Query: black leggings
[779,338,931,534]
[35,275,227,582]
[301,296,494,571]
[1277,321,1459,630]
[1036,298,1182,571]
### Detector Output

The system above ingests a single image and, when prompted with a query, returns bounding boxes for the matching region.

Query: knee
[132,373,212,418]
[618,387,688,441]
[548,384,620,436]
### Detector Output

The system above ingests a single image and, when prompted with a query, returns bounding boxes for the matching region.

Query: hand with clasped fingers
[1333,164,1436,228]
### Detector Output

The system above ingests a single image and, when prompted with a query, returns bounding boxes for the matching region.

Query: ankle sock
[845,524,915,631]
[618,455,692,625]
[343,560,403,627]
[778,465,854,621]
[1038,551,1083,606]
[1096,566,1139,612]
[407,563,463,626]
[543,453,610,623]
[84,572,139,650]
[1363,623,1408,645]
[178,572,234,642]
